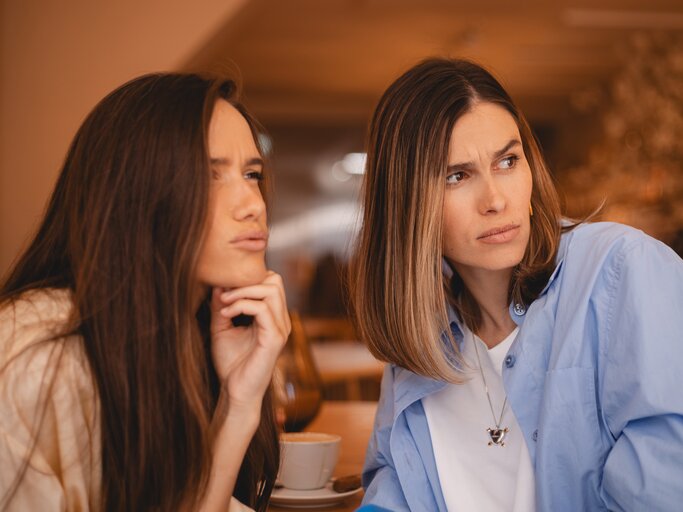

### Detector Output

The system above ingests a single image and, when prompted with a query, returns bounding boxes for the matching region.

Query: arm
[200,395,260,512]
[198,272,290,512]
[361,366,411,512]
[0,338,98,511]
[599,239,683,511]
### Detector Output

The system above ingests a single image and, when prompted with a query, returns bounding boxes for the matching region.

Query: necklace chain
[471,334,507,428]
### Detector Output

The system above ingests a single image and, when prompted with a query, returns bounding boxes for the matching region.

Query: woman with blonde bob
[351,58,683,511]
[0,73,290,511]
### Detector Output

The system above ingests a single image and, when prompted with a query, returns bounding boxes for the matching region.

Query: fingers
[210,272,291,349]
[218,272,291,334]
[221,272,286,307]
[221,299,288,341]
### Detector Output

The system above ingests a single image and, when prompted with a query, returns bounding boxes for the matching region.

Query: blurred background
[2,0,682,400]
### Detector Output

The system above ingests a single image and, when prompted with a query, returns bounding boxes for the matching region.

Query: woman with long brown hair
[351,58,683,511]
[0,73,290,511]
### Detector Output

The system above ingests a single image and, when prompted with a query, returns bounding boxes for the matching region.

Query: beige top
[0,289,253,512]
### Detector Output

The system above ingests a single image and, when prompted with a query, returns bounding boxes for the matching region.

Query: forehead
[208,99,259,157]
[448,102,521,159]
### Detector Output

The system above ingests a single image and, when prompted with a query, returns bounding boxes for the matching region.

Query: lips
[477,224,520,244]
[230,230,268,250]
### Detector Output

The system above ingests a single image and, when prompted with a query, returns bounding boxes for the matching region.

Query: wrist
[214,389,262,430]
[226,403,262,430]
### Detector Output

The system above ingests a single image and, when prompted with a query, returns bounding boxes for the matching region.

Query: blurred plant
[561,31,683,242]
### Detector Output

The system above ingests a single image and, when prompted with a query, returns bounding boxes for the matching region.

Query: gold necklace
[472,334,509,447]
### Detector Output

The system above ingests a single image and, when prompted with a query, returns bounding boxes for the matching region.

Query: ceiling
[188,0,683,126]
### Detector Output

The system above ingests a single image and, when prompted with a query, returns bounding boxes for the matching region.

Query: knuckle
[264,283,279,295]
[268,272,284,285]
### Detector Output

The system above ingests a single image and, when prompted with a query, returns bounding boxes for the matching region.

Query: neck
[194,283,209,312]
[454,264,517,349]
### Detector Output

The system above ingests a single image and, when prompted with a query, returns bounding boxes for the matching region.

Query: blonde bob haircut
[350,58,563,382]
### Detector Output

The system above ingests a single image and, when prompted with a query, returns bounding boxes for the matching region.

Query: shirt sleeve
[599,237,683,511]
[361,366,411,511]
[0,337,100,511]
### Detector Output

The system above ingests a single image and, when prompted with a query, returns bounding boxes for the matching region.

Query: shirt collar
[392,366,447,421]
[538,224,572,295]
[390,265,461,417]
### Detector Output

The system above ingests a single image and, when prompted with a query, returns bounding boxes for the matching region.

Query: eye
[498,155,519,170]
[446,171,467,185]
[244,170,264,182]
[211,168,221,180]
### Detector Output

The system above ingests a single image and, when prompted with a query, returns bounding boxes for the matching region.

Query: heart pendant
[487,427,509,446]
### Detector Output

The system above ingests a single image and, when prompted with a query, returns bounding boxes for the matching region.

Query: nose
[233,181,266,221]
[479,176,506,215]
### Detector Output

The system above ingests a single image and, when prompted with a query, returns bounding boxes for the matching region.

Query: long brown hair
[0,73,279,510]
[350,58,563,382]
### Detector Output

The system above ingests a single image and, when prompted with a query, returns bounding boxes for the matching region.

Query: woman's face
[196,99,268,289]
[442,101,532,278]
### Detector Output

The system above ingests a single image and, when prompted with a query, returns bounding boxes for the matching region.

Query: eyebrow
[210,157,264,168]
[447,139,522,171]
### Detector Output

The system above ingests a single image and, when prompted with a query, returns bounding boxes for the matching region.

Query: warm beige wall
[0,0,249,275]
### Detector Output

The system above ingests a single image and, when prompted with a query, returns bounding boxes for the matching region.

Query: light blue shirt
[361,222,683,511]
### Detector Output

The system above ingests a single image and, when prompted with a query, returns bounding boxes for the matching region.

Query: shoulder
[560,221,680,274]
[1,288,74,360]
[1,288,95,437]
[562,221,651,253]
[375,364,446,427]
[558,222,683,343]
[0,291,101,505]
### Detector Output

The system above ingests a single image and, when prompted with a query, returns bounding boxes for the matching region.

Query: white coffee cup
[278,432,341,490]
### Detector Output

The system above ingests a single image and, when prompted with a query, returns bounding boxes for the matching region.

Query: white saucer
[270,481,362,508]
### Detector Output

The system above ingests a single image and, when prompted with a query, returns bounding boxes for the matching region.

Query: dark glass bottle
[274,311,323,432]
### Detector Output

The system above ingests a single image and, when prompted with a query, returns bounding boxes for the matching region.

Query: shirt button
[513,303,526,316]
[532,429,538,442]
[504,354,516,368]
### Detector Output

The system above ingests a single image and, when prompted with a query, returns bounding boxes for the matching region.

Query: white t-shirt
[422,326,535,511]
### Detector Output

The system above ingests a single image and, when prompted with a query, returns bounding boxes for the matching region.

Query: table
[311,341,385,400]
[269,401,378,512]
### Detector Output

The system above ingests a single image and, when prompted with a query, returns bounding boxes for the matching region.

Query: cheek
[442,212,468,257]
[196,238,216,277]
[442,195,468,235]
[197,203,225,270]
[201,211,219,254]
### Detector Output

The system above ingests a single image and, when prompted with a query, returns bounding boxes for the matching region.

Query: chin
[228,265,268,288]
[200,265,267,290]
[476,252,526,272]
